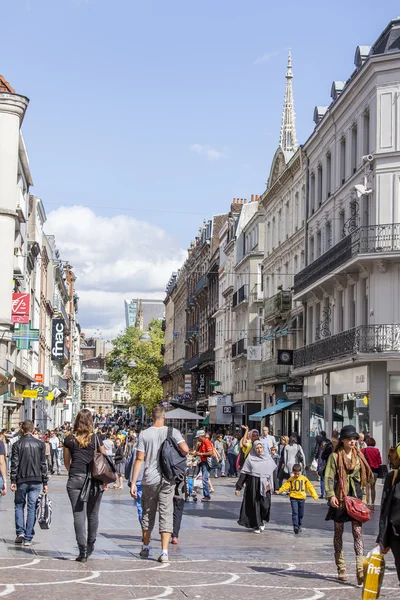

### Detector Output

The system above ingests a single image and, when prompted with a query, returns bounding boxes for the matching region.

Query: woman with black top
[113,438,125,490]
[63,409,107,562]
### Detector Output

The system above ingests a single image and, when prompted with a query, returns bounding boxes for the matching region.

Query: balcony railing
[184,354,200,371]
[232,284,249,308]
[254,359,290,381]
[264,290,292,322]
[294,223,400,295]
[232,338,247,359]
[294,324,400,368]
[194,274,208,296]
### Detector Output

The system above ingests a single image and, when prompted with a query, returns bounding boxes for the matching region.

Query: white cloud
[254,52,277,64]
[189,144,225,161]
[45,206,186,339]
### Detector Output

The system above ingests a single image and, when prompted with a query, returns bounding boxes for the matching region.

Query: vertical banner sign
[51,318,65,361]
[198,373,206,395]
[11,293,30,324]
[184,374,192,393]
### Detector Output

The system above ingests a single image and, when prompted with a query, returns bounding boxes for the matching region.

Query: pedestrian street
[0,475,398,599]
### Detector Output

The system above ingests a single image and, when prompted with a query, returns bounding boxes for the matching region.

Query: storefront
[330,366,370,434]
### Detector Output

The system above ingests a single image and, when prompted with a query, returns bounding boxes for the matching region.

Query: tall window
[360,277,368,326]
[339,211,345,239]
[317,164,323,206]
[363,110,370,155]
[294,254,298,274]
[285,202,290,237]
[272,217,276,249]
[278,209,282,241]
[349,285,356,328]
[351,124,358,173]
[309,237,315,262]
[338,290,344,332]
[310,173,316,213]
[316,230,322,258]
[325,221,332,251]
[294,192,299,228]
[340,137,346,184]
[308,305,314,344]
[326,152,332,198]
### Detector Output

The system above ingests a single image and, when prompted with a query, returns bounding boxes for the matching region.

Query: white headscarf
[241,439,277,496]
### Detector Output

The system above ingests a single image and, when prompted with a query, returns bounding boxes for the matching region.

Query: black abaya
[236,473,271,529]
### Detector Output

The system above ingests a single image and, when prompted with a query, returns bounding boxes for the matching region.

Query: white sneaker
[253,528,261,534]
[157,552,170,563]
[260,525,265,531]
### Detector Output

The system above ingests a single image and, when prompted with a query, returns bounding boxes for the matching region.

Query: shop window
[309,397,325,463]
[333,394,369,434]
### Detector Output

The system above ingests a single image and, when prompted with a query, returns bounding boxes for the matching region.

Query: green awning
[201,415,210,426]
[250,400,299,420]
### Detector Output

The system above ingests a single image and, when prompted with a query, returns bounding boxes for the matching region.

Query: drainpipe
[302,154,310,347]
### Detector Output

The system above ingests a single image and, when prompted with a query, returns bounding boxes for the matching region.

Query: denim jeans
[135,481,143,525]
[319,476,325,498]
[200,462,210,499]
[227,454,237,476]
[213,459,226,476]
[15,482,42,541]
[290,498,305,529]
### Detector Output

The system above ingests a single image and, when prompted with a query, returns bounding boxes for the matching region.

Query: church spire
[279,51,297,153]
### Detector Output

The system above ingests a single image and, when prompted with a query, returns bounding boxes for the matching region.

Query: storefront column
[369,361,389,459]
[302,397,310,463]
[324,395,333,435]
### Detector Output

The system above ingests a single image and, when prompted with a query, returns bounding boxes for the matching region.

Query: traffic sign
[36,386,45,396]
[22,390,38,398]
[34,374,43,383]
[210,380,221,387]
[45,392,54,402]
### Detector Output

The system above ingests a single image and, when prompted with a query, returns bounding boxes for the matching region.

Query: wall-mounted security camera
[362,154,374,163]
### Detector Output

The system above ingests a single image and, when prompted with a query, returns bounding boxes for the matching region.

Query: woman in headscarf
[324,425,373,584]
[235,439,277,534]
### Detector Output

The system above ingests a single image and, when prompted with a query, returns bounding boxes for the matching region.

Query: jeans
[227,454,237,476]
[200,462,210,499]
[15,482,42,541]
[213,459,226,476]
[290,498,305,529]
[50,448,59,473]
[67,475,103,548]
[319,476,325,498]
[135,481,143,525]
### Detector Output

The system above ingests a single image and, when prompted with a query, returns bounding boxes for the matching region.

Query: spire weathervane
[279,50,297,153]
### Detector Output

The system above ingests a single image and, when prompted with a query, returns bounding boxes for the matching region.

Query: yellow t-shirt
[243,441,252,458]
[278,475,318,500]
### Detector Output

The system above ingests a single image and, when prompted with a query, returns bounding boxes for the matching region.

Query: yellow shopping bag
[362,546,385,600]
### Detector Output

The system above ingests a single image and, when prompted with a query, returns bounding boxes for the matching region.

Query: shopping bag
[36,493,52,530]
[194,473,203,489]
[362,546,385,600]
[310,458,318,472]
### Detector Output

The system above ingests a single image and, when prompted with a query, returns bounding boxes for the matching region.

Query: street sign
[22,389,38,398]
[35,374,43,383]
[36,386,45,396]
[210,381,221,387]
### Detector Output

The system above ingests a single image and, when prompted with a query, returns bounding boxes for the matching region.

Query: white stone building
[292,18,400,460]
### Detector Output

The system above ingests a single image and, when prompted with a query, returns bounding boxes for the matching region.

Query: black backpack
[159,427,186,483]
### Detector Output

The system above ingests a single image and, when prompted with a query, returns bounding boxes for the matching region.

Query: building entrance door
[389,394,400,447]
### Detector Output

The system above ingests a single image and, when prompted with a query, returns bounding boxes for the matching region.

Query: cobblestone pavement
[0,474,398,599]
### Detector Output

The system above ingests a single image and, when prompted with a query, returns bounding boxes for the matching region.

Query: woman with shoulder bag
[324,425,373,584]
[283,436,306,476]
[63,409,107,562]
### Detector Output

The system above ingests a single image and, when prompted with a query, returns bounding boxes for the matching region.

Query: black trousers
[173,497,185,538]
[390,534,400,582]
[67,475,103,548]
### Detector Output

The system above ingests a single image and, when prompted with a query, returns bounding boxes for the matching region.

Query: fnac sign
[51,318,65,361]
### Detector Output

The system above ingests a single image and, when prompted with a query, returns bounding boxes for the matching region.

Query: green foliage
[106,319,164,412]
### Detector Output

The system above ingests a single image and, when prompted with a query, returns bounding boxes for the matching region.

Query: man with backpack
[130,406,189,563]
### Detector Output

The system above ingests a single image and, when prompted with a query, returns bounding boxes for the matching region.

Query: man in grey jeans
[130,406,189,562]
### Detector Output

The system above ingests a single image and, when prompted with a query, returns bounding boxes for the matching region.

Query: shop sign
[330,366,369,395]
[22,389,38,398]
[197,373,205,394]
[35,374,43,383]
[51,319,65,361]
[223,406,232,414]
[184,374,192,393]
[11,293,30,324]
[284,384,303,393]
[304,375,324,397]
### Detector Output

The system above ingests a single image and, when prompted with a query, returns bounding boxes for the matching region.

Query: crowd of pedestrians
[1,411,400,590]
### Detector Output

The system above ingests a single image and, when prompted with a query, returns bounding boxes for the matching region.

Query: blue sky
[2,0,399,336]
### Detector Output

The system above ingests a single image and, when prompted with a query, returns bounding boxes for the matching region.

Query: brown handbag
[338,466,371,523]
[91,435,117,484]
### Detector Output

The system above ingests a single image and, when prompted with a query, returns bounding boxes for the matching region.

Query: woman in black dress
[235,439,277,534]
[63,409,107,562]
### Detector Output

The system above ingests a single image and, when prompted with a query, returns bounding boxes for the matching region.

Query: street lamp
[128,360,137,368]
[140,332,151,342]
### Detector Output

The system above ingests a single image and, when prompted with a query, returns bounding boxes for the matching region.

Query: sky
[2,0,399,339]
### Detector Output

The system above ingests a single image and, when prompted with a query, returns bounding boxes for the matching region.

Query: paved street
[0,474,398,599]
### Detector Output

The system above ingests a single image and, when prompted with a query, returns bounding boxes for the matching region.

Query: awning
[250,400,299,420]
[201,415,210,426]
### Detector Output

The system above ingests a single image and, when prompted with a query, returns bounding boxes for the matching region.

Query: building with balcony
[292,18,400,461]
[254,53,306,437]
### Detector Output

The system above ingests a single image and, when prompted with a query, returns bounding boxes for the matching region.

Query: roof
[0,75,15,93]
[165,408,203,420]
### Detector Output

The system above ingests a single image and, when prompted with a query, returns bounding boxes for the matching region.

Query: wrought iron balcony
[264,290,292,322]
[232,284,249,308]
[232,338,247,359]
[194,274,208,296]
[184,354,200,371]
[294,223,400,295]
[254,359,290,381]
[294,324,400,368]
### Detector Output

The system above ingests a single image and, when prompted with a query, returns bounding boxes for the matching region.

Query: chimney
[251,194,254,202]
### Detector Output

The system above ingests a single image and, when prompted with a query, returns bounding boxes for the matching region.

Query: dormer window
[330,81,345,101]
[354,45,371,68]
[313,106,328,125]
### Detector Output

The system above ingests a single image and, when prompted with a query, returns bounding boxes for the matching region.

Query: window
[326,152,332,198]
[338,290,344,332]
[316,230,322,258]
[260,265,264,292]
[325,221,332,251]
[310,173,316,213]
[272,217,276,248]
[351,124,358,173]
[339,211,345,240]
[360,278,368,326]
[285,202,290,237]
[340,137,346,184]
[294,192,299,228]
[294,254,298,274]
[317,164,323,206]
[309,237,315,262]
[349,285,356,328]
[315,302,321,339]
[300,250,305,269]
[278,209,282,242]
[363,110,370,155]
[307,304,314,344]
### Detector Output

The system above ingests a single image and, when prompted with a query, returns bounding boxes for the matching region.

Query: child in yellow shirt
[276,463,318,534]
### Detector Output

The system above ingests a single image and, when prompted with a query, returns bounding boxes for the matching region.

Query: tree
[106,319,164,413]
